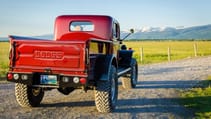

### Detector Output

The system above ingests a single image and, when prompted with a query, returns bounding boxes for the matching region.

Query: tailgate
[11,39,87,73]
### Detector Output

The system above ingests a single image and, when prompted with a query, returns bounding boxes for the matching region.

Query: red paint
[54,15,115,41]
[9,40,86,76]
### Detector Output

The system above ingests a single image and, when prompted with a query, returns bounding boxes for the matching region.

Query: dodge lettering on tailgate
[34,50,64,59]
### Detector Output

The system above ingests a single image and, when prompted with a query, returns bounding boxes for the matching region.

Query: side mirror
[130,29,134,34]
[121,28,134,41]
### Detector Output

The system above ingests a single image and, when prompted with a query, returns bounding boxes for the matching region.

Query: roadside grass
[0,42,9,79]
[180,76,211,118]
[0,62,8,77]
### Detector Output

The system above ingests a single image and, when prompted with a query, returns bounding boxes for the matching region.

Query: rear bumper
[7,72,87,88]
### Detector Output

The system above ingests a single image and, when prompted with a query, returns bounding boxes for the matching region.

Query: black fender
[94,54,117,81]
[121,58,138,77]
[118,50,134,67]
[130,58,137,67]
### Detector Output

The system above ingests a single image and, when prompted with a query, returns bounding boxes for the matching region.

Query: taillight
[7,73,13,80]
[80,78,86,84]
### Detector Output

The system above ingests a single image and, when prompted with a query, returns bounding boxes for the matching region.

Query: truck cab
[7,15,138,113]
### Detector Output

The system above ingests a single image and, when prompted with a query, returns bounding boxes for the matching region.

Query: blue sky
[0,0,211,37]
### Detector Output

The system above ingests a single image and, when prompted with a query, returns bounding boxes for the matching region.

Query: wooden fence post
[194,43,198,57]
[140,47,143,63]
[168,47,171,61]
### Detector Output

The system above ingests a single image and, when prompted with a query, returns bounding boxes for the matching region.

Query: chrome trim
[90,38,113,43]
[32,85,59,88]
[117,67,131,76]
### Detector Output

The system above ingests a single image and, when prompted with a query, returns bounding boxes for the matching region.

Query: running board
[117,67,131,77]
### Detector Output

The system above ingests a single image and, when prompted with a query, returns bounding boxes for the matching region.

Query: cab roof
[54,15,119,41]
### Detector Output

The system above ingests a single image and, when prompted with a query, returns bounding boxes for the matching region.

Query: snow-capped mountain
[121,24,211,40]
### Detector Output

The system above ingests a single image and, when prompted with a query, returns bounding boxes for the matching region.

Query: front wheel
[15,83,44,107]
[94,66,118,113]
[121,58,138,89]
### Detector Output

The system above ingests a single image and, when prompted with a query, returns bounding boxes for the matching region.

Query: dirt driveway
[0,56,211,119]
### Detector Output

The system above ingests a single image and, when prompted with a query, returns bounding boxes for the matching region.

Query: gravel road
[0,56,211,119]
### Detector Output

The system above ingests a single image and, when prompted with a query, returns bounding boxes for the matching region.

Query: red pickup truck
[7,15,138,112]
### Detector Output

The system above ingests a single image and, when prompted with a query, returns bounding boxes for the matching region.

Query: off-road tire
[15,83,44,107]
[121,58,138,89]
[94,66,118,113]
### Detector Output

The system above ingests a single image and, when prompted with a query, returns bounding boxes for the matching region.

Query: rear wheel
[94,66,118,113]
[121,59,138,89]
[15,83,44,107]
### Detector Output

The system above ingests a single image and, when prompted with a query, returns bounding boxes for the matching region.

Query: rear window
[70,21,94,31]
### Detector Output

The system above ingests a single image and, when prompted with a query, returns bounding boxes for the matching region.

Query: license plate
[40,75,57,85]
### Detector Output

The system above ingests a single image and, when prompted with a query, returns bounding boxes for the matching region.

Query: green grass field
[125,41,211,64]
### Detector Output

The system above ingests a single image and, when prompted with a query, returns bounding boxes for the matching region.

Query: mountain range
[122,24,211,40]
[1,24,211,41]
